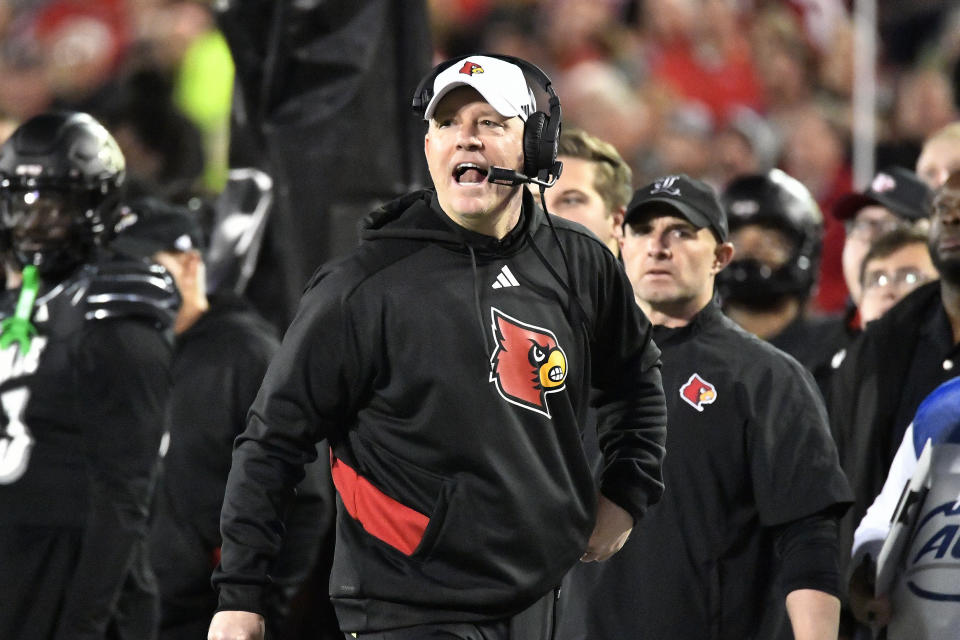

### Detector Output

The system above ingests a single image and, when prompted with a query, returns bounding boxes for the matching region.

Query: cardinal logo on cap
[870,172,896,193]
[679,373,717,412]
[459,61,484,76]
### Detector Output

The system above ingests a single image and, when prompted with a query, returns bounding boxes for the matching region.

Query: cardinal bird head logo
[489,308,567,418]
[459,61,484,76]
[679,373,717,412]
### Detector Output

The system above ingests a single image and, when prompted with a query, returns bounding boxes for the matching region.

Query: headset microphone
[487,165,562,189]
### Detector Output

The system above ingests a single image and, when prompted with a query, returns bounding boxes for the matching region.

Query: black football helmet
[717,169,823,306]
[0,111,125,278]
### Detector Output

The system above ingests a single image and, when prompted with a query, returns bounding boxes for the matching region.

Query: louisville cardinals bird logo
[489,308,567,418]
[679,373,717,412]
[459,61,484,76]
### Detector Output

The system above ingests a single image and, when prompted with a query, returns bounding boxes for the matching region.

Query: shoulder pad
[84,257,180,329]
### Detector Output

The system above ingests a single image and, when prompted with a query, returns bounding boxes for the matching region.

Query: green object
[0,265,39,353]
[175,29,235,193]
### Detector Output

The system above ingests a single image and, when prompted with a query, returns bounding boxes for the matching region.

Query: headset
[412,53,563,189]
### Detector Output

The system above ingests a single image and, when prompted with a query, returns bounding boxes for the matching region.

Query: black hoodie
[214,188,667,632]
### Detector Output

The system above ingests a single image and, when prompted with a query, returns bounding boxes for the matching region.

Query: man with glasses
[857,228,937,325]
[816,168,933,397]
[835,166,932,319]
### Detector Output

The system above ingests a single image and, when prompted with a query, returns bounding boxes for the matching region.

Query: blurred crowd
[0,0,231,205]
[0,0,956,316]
[429,0,960,313]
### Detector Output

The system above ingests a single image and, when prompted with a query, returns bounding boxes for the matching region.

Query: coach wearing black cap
[559,174,852,640]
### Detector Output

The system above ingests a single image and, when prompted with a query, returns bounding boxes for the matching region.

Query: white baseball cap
[422,55,536,122]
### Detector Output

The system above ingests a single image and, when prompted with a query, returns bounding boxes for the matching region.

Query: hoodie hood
[359,188,540,257]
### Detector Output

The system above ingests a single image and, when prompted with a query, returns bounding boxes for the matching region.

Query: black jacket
[213,188,667,632]
[769,308,850,380]
[560,300,852,640]
[149,294,280,636]
[827,280,955,574]
[0,257,177,640]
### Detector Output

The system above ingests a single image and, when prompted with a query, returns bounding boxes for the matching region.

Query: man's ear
[612,206,625,241]
[713,242,735,275]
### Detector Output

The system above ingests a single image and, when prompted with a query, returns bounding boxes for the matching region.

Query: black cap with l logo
[625,174,728,242]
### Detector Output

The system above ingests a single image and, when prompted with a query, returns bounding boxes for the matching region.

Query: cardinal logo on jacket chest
[489,308,567,418]
[679,373,717,412]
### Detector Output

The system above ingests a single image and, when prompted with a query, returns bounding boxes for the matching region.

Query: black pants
[0,525,158,640]
[347,587,559,640]
[0,526,80,640]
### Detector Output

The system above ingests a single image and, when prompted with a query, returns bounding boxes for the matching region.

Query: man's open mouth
[453,163,487,185]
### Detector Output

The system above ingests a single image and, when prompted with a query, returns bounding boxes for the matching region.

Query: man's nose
[646,235,669,255]
[456,124,481,150]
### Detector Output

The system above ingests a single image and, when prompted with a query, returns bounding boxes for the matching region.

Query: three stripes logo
[491,265,520,289]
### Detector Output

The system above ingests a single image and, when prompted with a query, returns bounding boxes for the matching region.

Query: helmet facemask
[717,170,823,307]
[719,222,820,307]
[1,186,106,278]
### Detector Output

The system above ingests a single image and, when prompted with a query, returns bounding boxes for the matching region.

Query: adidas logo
[491,265,520,289]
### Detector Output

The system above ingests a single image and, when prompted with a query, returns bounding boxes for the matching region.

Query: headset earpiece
[523,112,548,180]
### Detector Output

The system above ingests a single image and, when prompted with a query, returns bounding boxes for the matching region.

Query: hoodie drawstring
[467,244,493,360]
[526,229,589,336]
[533,187,590,333]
